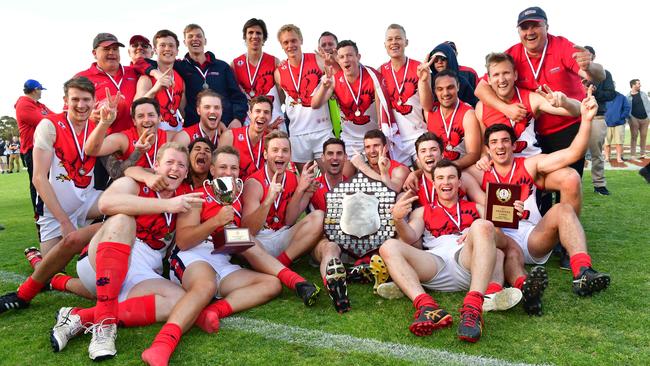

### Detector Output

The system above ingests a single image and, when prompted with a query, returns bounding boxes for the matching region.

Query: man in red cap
[128,35,153,65]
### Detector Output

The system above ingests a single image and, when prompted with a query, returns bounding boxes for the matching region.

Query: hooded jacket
[428,43,478,107]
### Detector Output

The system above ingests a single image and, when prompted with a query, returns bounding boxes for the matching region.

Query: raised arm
[391,192,424,245]
[573,45,605,83]
[535,89,597,175]
[310,65,335,109]
[533,85,581,117]
[285,161,318,225]
[417,55,435,112]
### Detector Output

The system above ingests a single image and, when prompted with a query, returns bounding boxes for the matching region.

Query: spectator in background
[584,46,616,196]
[7,136,21,173]
[428,42,478,106]
[0,138,6,173]
[127,35,153,65]
[627,79,650,160]
[604,91,631,163]
[15,79,53,209]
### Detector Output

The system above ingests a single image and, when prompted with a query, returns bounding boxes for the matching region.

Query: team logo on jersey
[496,188,512,203]
[193,133,200,139]
[41,110,48,115]
[206,195,213,203]
[238,134,245,141]
[58,121,66,128]
[143,186,150,194]
[237,60,244,66]
[339,76,345,83]
[320,183,324,189]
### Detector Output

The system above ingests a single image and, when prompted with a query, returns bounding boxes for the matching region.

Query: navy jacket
[428,43,478,107]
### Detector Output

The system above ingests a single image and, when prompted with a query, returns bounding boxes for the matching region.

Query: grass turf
[0,170,648,365]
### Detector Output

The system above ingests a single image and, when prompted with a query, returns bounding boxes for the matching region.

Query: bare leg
[284,211,324,260]
[490,249,505,285]
[458,219,496,293]
[32,223,101,283]
[495,230,526,285]
[312,237,341,278]
[166,262,217,332]
[219,269,282,313]
[615,144,623,162]
[543,167,582,216]
[127,279,186,322]
[527,203,588,258]
[65,278,95,299]
[378,239,439,301]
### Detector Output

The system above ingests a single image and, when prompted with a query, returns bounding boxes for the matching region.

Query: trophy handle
[233,178,244,203]
[203,179,218,203]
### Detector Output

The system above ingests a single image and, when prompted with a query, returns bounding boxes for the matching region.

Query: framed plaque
[486,182,521,229]
[211,227,254,254]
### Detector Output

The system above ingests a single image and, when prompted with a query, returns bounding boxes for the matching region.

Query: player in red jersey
[381,24,427,164]
[379,160,504,343]
[51,142,203,361]
[76,33,146,135]
[136,30,186,132]
[220,96,271,180]
[465,92,610,315]
[174,89,224,147]
[418,61,481,169]
[475,52,584,215]
[241,131,325,278]
[84,98,177,179]
[232,18,285,130]
[349,129,409,192]
[0,77,120,314]
[313,40,397,160]
[291,138,351,313]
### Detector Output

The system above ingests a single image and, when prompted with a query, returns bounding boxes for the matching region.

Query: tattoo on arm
[105,150,143,179]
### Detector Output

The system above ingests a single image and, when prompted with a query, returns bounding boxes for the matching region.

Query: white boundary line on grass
[0,270,551,366]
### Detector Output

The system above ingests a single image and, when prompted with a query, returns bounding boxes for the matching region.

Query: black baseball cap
[93,33,125,49]
[517,7,547,26]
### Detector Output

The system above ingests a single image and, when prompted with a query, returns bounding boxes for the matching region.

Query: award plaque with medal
[486,182,521,229]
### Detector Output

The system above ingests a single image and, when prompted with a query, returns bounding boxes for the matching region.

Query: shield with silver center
[325,173,397,258]
[340,192,380,238]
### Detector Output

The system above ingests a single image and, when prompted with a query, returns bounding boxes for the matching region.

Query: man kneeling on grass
[378,160,515,343]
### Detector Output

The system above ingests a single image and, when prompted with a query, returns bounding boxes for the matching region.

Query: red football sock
[118,294,157,327]
[276,252,292,267]
[94,242,131,325]
[205,299,233,319]
[194,300,233,334]
[570,252,592,277]
[50,274,73,292]
[485,282,503,295]
[141,323,182,366]
[463,291,484,311]
[276,267,306,290]
[513,275,526,290]
[353,256,371,266]
[71,307,95,324]
[16,276,44,302]
[322,276,328,288]
[413,293,438,309]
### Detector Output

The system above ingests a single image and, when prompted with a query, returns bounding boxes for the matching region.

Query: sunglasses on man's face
[131,42,151,48]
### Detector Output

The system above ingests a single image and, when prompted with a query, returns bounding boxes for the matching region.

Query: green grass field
[0,170,648,365]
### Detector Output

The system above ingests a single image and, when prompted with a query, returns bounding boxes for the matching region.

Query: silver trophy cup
[203,177,243,206]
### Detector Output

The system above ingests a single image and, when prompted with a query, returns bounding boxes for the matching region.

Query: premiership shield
[324,173,396,258]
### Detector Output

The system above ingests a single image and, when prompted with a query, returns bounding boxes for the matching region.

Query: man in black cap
[128,35,153,65]
[583,46,616,196]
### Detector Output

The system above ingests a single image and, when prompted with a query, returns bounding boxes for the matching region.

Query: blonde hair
[156,141,189,163]
[277,24,302,42]
[264,130,290,151]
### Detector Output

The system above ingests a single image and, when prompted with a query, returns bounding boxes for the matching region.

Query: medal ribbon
[439,99,460,146]
[421,174,434,205]
[144,133,159,169]
[97,64,124,91]
[245,127,263,170]
[246,53,263,93]
[490,161,517,184]
[344,65,364,112]
[439,199,461,231]
[390,57,410,94]
[199,124,218,145]
[508,87,524,127]
[287,54,304,101]
[66,113,88,168]
[264,164,287,212]
[154,191,173,228]
[524,40,548,82]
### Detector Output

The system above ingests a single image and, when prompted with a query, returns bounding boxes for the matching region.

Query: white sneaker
[50,307,84,352]
[483,287,522,312]
[86,319,117,361]
[376,282,404,300]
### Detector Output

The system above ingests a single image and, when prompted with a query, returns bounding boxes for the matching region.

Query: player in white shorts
[379,160,510,343]
[464,96,610,315]
[380,24,427,165]
[274,24,333,171]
